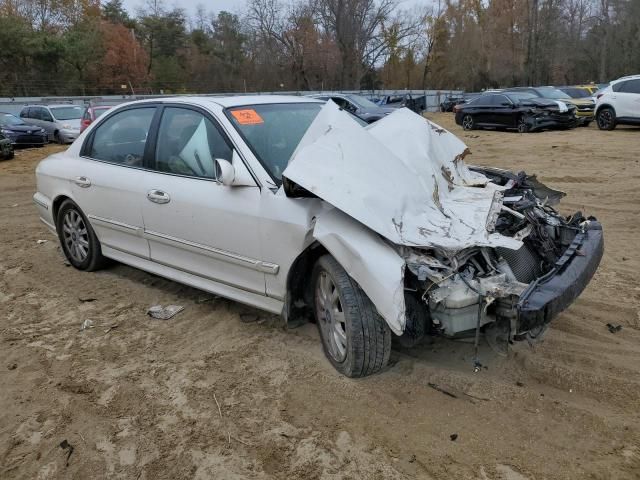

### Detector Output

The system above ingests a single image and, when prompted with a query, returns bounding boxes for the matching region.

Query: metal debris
[147,305,184,320]
[606,323,622,333]
[80,319,94,331]
[59,439,74,466]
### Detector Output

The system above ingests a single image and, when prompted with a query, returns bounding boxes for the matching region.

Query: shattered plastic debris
[147,305,184,320]
[36,239,48,245]
[606,323,622,333]
[80,319,94,331]
[59,439,74,467]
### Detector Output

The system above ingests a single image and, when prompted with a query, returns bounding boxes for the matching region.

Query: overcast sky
[120,0,425,21]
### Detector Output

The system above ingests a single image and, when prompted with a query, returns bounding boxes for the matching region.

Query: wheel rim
[462,115,473,130]
[518,117,527,133]
[315,271,347,362]
[598,110,612,128]
[62,209,89,262]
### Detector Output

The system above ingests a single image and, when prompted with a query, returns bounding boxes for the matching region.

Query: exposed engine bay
[401,167,601,350]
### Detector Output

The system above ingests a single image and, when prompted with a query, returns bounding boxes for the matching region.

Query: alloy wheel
[62,209,90,262]
[462,115,474,130]
[598,109,613,129]
[315,271,347,362]
[517,117,528,133]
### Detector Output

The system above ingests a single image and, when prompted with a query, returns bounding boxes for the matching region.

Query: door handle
[147,189,171,204]
[74,176,91,188]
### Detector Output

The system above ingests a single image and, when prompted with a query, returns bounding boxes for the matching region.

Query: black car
[310,94,395,123]
[454,92,578,132]
[0,132,14,160]
[0,112,48,146]
[440,94,465,112]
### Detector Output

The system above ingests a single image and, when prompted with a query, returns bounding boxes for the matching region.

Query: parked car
[34,96,603,377]
[309,93,395,123]
[20,104,84,143]
[503,86,594,126]
[0,132,14,160]
[573,84,599,95]
[440,94,465,112]
[557,86,593,99]
[80,105,113,133]
[0,112,48,146]
[454,91,578,132]
[595,74,640,130]
[377,93,427,113]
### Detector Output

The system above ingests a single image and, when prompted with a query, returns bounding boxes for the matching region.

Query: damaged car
[34,97,604,377]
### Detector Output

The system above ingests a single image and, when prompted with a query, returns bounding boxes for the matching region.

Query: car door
[141,105,266,295]
[39,107,57,139]
[72,105,158,259]
[23,107,42,130]
[471,95,494,124]
[491,94,515,127]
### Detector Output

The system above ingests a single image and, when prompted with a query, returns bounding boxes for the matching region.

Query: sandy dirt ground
[1,116,639,480]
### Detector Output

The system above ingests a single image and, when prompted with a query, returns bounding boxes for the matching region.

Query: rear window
[226,103,322,183]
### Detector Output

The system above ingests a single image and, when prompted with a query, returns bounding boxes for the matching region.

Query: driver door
[141,105,266,295]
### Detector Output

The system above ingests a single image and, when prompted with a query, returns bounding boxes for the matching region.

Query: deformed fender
[312,208,406,335]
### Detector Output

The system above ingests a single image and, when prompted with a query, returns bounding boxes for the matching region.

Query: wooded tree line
[0,0,638,96]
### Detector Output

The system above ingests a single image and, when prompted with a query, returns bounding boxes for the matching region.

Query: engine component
[497,244,542,283]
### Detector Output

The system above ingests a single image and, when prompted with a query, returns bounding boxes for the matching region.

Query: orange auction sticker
[231,109,264,125]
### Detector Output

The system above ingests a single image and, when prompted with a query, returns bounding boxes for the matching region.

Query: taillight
[80,119,91,132]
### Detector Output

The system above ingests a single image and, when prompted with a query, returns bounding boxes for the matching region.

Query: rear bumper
[517,221,603,332]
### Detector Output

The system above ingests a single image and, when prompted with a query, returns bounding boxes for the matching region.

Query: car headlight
[1,128,15,135]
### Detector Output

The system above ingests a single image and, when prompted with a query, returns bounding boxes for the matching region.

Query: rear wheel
[313,255,391,377]
[54,131,62,144]
[56,199,107,271]
[462,114,475,130]
[597,107,616,130]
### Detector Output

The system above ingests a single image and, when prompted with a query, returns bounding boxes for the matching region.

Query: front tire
[462,114,475,130]
[56,199,107,271]
[597,107,616,130]
[312,255,391,377]
[517,115,530,133]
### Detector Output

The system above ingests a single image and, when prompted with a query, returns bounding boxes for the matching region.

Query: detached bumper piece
[517,220,603,332]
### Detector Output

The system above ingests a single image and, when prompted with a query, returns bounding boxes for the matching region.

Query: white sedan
[34,96,603,376]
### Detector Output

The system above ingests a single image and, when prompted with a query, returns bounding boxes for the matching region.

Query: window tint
[88,107,155,166]
[495,95,511,105]
[612,81,626,92]
[619,79,640,94]
[154,107,232,179]
[19,108,28,118]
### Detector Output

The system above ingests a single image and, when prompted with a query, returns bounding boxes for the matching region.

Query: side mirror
[214,151,256,187]
[215,158,235,186]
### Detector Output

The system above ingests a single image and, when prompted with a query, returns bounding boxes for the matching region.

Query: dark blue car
[0,112,48,146]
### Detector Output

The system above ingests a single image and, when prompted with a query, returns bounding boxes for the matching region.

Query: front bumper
[517,221,604,332]
[59,129,80,143]
[4,132,48,145]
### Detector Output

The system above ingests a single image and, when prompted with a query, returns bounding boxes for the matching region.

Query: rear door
[73,105,158,258]
[141,105,266,295]
[491,94,515,127]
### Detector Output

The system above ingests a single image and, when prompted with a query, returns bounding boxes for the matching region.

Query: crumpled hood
[283,102,521,252]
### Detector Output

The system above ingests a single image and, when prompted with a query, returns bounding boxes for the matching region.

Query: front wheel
[517,115,530,133]
[462,114,475,130]
[597,107,616,130]
[312,255,391,377]
[56,199,107,271]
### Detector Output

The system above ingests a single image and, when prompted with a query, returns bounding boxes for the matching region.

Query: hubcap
[462,115,473,130]
[518,118,527,133]
[315,271,347,362]
[62,209,89,262]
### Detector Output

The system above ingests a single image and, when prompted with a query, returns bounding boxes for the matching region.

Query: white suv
[595,74,640,130]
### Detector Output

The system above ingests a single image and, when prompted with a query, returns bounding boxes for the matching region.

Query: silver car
[33,96,603,377]
[20,104,84,143]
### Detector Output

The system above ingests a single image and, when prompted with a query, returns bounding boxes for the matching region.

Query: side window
[620,79,640,94]
[612,81,626,93]
[19,108,29,118]
[88,107,155,166]
[154,107,232,179]
[30,108,42,120]
[41,108,53,122]
[331,97,349,109]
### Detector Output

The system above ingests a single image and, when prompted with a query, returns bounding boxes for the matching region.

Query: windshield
[560,87,590,98]
[0,113,25,126]
[537,87,571,99]
[51,106,83,120]
[346,94,379,109]
[227,103,323,183]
